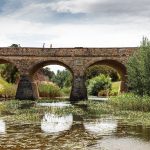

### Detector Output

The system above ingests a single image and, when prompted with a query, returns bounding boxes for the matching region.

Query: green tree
[0,64,19,83]
[127,37,150,96]
[42,67,55,79]
[9,44,20,48]
[52,70,72,88]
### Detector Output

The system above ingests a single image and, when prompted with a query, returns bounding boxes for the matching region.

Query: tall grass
[110,93,150,112]
[61,87,71,96]
[38,82,62,98]
[0,77,16,98]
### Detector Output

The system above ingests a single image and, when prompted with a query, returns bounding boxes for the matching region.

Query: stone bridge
[0,47,137,101]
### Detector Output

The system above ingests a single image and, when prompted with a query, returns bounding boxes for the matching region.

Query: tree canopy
[127,37,150,96]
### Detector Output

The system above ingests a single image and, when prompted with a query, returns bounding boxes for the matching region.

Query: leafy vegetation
[88,74,112,96]
[0,76,16,98]
[0,64,19,83]
[0,95,150,126]
[110,93,150,112]
[86,65,120,81]
[127,37,150,96]
[38,82,62,98]
[0,44,20,84]
[61,87,71,96]
[52,69,72,88]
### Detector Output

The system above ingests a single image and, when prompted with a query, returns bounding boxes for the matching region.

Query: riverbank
[0,94,150,126]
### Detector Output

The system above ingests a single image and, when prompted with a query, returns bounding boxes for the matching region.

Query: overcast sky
[0,0,150,48]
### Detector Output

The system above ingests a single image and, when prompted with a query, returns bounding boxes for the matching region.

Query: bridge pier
[70,75,87,102]
[120,80,128,93]
[16,75,39,100]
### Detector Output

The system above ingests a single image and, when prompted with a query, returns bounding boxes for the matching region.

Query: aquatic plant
[110,93,150,112]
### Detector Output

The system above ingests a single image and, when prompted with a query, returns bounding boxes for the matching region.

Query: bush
[88,75,111,96]
[110,93,150,111]
[61,87,71,96]
[38,82,62,98]
[98,90,109,97]
[109,89,118,96]
[0,77,16,98]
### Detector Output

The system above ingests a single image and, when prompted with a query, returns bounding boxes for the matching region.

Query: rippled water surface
[0,102,150,150]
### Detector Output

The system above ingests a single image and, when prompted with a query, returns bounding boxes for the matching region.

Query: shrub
[110,93,150,111]
[61,87,71,96]
[98,90,109,97]
[38,82,62,98]
[0,77,16,98]
[88,74,111,96]
[109,89,118,96]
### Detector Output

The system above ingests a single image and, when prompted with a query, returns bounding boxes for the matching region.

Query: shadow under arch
[28,60,74,100]
[86,59,127,92]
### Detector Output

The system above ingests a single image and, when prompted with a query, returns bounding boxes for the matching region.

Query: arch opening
[29,61,73,100]
[0,59,20,99]
[85,60,127,99]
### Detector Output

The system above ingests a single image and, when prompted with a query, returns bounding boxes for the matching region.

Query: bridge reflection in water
[41,113,73,134]
[0,120,6,134]
[83,118,117,135]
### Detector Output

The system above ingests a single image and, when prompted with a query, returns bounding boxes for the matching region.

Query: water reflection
[0,120,6,134]
[41,113,73,134]
[89,137,150,150]
[84,118,117,135]
[37,102,71,107]
[0,101,150,149]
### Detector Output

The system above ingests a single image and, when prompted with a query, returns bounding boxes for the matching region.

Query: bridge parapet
[0,47,137,57]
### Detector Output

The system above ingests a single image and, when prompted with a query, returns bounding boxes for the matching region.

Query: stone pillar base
[70,76,87,102]
[16,75,39,100]
[120,81,128,92]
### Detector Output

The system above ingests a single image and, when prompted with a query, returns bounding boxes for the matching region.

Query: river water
[0,102,150,150]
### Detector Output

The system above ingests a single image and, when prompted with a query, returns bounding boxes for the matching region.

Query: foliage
[41,67,55,79]
[0,97,150,125]
[9,44,20,47]
[98,81,120,96]
[127,37,150,96]
[86,65,120,81]
[61,87,71,96]
[0,44,20,84]
[110,93,150,112]
[88,74,112,96]
[0,76,16,98]
[109,89,118,96]
[0,64,19,83]
[98,90,109,97]
[110,81,120,95]
[52,69,72,88]
[38,82,62,98]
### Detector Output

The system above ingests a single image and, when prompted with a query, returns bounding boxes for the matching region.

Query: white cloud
[0,16,150,47]
[0,0,150,47]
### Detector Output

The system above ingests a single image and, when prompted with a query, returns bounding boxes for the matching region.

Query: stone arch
[28,60,74,79]
[0,58,20,72]
[85,59,127,92]
[25,60,74,100]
